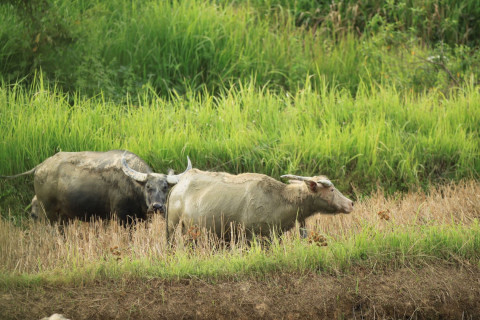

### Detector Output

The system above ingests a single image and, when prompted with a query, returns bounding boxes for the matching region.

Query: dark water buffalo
[1,150,191,223]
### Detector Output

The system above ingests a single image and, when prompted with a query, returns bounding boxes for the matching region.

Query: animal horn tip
[280,174,308,181]
[318,179,333,187]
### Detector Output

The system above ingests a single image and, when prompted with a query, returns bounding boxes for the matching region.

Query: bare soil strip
[1,263,479,320]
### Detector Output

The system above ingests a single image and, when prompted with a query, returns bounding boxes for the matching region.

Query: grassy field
[0,0,480,317]
[1,80,479,216]
[1,181,479,286]
[1,181,480,318]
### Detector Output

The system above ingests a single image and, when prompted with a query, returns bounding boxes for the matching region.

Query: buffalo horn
[281,175,334,187]
[280,174,309,181]
[121,152,148,182]
[318,179,333,187]
[166,156,192,184]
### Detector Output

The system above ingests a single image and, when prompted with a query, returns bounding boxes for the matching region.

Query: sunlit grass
[0,79,478,202]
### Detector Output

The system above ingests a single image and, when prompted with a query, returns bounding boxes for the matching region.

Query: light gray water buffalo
[1,150,191,223]
[166,169,354,239]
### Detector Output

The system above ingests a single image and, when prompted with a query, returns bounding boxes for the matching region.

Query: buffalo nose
[152,203,165,212]
[344,200,354,213]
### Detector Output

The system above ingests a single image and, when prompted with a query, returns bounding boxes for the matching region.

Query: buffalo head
[121,153,192,217]
[280,174,354,214]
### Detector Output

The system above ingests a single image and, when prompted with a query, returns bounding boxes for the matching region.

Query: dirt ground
[1,263,480,320]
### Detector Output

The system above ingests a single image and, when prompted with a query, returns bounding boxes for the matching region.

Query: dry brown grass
[0,215,171,274]
[1,180,479,275]
[306,180,480,236]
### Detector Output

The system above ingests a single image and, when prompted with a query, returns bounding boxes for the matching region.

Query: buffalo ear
[304,180,317,192]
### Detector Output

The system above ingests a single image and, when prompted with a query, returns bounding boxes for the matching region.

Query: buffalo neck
[280,183,318,221]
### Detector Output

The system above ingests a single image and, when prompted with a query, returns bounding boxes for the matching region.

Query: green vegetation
[1,0,479,99]
[1,79,479,218]
[225,0,480,46]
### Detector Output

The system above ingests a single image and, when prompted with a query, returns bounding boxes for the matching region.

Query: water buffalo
[166,169,354,239]
[1,150,191,223]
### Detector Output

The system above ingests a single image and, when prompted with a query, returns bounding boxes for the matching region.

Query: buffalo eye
[331,188,334,192]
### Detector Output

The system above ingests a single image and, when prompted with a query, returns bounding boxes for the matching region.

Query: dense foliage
[1,0,479,99]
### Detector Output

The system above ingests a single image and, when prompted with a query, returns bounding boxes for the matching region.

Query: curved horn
[166,156,192,184]
[318,179,333,187]
[121,152,148,182]
[280,174,309,181]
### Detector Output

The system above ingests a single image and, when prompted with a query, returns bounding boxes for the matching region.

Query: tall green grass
[226,0,480,46]
[1,78,478,217]
[1,0,308,98]
[1,0,479,99]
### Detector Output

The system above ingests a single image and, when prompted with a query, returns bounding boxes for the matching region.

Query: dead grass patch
[0,180,479,276]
